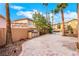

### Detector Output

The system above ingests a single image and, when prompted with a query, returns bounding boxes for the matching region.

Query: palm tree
[77,3,79,39]
[6,3,13,44]
[51,10,54,32]
[54,3,68,35]
[51,8,60,33]
[51,10,54,25]
[43,3,49,23]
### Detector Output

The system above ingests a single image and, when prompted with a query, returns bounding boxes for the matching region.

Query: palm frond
[43,3,48,6]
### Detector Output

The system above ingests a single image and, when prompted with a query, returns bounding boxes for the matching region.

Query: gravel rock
[0,40,25,56]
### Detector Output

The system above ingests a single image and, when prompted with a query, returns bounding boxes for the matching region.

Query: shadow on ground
[0,39,26,56]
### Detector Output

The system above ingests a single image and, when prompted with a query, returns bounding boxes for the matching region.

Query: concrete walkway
[19,32,79,56]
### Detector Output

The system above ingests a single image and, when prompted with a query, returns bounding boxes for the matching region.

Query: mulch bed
[0,40,25,56]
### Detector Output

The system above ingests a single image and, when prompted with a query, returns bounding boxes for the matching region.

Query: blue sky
[0,3,77,23]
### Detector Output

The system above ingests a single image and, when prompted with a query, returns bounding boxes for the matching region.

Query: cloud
[11,5,24,10]
[53,14,61,24]
[17,11,33,19]
[64,11,77,22]
[53,10,77,24]
[16,9,44,19]
[16,9,77,24]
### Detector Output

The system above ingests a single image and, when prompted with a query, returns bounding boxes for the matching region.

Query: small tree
[48,24,53,34]
[42,3,48,23]
[33,12,48,35]
[51,10,54,32]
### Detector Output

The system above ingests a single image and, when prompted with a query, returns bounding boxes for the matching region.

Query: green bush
[49,25,53,34]
[67,25,73,34]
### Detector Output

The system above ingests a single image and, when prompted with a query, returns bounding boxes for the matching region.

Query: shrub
[67,25,73,34]
[48,24,53,34]
[33,13,48,35]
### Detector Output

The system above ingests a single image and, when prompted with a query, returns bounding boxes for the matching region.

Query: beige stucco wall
[12,28,28,42]
[12,20,35,28]
[66,20,78,35]
[53,24,61,32]
[67,20,77,29]
[0,28,6,46]
[13,20,28,24]
[0,28,28,46]
[0,18,6,28]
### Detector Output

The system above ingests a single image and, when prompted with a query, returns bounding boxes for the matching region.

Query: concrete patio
[19,32,79,56]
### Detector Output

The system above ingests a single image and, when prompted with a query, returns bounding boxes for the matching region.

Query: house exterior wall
[53,19,78,35]
[67,20,78,35]
[53,24,58,31]
[13,20,28,24]
[67,20,77,29]
[28,20,34,26]
[0,18,6,28]
[53,24,61,32]
[12,19,35,28]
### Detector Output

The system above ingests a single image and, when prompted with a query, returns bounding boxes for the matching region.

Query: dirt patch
[0,40,25,56]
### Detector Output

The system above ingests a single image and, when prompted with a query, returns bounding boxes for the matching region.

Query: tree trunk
[61,9,65,36]
[76,3,79,49]
[6,3,13,44]
[52,13,54,33]
[77,3,79,41]
[45,6,48,24]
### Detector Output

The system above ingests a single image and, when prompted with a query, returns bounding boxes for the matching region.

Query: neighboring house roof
[53,23,61,26]
[66,19,77,23]
[53,19,77,25]
[11,18,36,28]
[0,15,5,19]
[14,18,33,22]
[0,15,6,28]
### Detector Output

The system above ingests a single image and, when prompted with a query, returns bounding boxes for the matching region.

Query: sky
[0,3,77,24]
